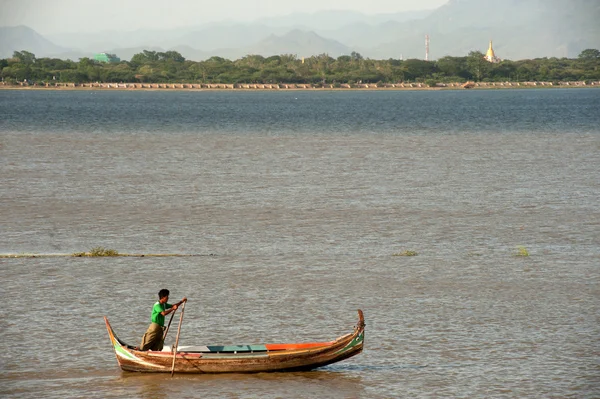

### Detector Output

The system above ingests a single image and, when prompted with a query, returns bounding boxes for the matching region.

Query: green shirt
[151,301,172,327]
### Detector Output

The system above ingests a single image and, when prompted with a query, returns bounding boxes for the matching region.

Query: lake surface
[1,88,599,398]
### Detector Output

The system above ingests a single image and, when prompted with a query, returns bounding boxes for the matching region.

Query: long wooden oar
[163,308,178,341]
[171,301,186,377]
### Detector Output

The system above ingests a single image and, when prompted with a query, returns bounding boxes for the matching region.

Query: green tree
[350,51,363,61]
[236,54,265,69]
[130,53,149,67]
[59,70,87,83]
[403,59,436,81]
[466,51,489,81]
[143,50,159,61]
[578,49,600,60]
[436,56,469,80]
[78,57,94,67]
[12,50,36,64]
[161,51,185,62]
[489,60,517,81]
[390,63,408,82]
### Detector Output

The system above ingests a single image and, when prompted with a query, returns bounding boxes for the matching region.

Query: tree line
[2,49,599,86]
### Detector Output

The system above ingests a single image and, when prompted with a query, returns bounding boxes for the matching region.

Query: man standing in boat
[139,289,187,351]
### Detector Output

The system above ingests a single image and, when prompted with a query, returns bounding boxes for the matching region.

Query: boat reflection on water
[118,370,365,399]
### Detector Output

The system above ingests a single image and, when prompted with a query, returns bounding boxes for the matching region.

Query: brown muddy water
[1,89,599,398]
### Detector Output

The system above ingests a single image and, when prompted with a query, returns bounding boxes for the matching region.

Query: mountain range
[1,0,599,61]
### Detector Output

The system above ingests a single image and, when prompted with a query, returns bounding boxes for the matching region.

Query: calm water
[1,88,599,398]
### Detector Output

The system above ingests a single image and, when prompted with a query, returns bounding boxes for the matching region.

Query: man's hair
[158,289,170,299]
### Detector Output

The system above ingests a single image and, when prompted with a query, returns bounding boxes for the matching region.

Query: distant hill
[1,1,599,62]
[0,25,68,58]
[46,28,195,52]
[174,24,291,51]
[366,0,600,59]
[248,30,351,58]
[254,9,433,30]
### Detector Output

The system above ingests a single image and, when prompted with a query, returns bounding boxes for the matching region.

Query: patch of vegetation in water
[73,247,119,257]
[514,245,529,257]
[392,250,419,256]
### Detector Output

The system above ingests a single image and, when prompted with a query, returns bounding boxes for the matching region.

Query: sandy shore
[2,80,598,91]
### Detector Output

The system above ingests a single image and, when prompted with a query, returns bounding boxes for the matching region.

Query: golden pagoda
[484,40,500,63]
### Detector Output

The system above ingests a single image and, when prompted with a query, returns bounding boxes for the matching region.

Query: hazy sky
[2,0,449,34]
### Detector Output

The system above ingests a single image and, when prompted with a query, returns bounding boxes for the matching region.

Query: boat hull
[105,310,364,374]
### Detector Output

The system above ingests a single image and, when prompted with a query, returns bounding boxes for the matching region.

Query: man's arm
[160,297,187,316]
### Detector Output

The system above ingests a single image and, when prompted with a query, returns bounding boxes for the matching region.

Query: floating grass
[392,250,418,257]
[514,246,530,257]
[73,247,119,257]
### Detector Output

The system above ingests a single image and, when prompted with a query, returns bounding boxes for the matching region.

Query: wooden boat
[104,310,365,373]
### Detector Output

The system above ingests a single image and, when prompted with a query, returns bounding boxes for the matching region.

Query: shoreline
[1,81,598,92]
